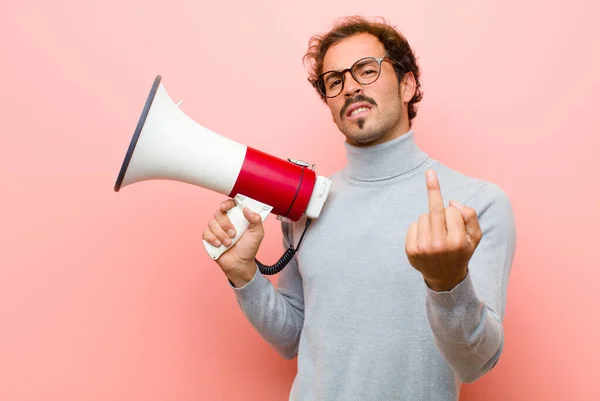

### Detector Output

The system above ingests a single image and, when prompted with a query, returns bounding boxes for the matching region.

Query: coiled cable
[256,218,312,275]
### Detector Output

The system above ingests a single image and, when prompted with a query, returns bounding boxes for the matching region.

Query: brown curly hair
[303,16,423,124]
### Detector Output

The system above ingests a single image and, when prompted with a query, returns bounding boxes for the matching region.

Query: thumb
[243,207,264,232]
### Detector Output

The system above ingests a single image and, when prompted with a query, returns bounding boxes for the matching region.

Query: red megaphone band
[228,147,316,221]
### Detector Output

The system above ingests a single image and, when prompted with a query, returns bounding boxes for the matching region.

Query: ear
[400,72,416,103]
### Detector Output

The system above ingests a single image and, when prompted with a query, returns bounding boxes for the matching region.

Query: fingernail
[228,229,236,237]
[214,240,221,246]
[426,170,435,180]
[223,238,232,246]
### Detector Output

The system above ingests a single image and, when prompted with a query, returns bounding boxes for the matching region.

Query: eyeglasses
[312,57,400,98]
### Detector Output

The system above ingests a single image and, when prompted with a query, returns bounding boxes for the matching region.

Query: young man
[202,16,516,401]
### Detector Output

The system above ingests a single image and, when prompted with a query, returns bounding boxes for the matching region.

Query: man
[202,16,516,401]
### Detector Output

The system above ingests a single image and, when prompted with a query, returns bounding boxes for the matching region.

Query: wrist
[424,270,468,292]
[425,279,457,292]
[226,263,257,288]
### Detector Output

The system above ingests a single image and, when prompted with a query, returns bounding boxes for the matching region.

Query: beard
[340,109,403,147]
[333,89,406,147]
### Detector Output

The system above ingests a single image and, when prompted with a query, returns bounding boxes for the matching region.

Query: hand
[202,199,265,287]
[405,170,483,292]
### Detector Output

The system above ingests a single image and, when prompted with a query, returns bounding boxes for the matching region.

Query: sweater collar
[343,130,429,181]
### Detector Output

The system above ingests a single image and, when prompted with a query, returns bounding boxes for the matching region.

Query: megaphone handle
[203,194,273,260]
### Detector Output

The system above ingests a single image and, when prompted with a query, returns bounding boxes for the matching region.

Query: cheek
[327,100,343,121]
[377,77,400,103]
[378,90,401,114]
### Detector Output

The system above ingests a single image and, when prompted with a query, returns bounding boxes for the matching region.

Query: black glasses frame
[311,56,401,98]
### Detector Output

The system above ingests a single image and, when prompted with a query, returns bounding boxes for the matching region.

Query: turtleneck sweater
[230,130,517,401]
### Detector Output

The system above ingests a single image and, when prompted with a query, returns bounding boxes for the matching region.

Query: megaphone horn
[114,76,332,274]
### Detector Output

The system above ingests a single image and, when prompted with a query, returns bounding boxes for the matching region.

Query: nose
[342,70,362,98]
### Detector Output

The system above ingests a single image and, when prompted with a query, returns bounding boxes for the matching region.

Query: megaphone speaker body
[115,76,332,260]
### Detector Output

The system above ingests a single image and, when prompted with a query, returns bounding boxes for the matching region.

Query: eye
[353,59,380,78]
[361,69,377,76]
[329,79,342,89]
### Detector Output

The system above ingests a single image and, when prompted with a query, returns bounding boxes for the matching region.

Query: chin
[345,132,384,147]
[342,122,377,143]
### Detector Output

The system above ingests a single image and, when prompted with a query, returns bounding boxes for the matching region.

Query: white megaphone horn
[114,76,332,274]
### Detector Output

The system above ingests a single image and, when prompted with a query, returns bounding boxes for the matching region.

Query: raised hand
[405,170,483,292]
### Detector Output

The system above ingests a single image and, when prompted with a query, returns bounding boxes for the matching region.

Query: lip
[345,102,373,118]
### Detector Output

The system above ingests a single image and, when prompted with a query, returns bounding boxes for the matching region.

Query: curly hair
[303,16,423,123]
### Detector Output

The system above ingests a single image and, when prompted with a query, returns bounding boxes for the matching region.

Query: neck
[343,129,429,182]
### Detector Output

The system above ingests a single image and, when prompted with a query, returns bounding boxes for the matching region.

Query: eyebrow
[322,55,385,74]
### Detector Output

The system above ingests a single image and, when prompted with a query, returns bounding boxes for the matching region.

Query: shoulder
[279,168,345,245]
[429,159,512,206]
[427,160,515,229]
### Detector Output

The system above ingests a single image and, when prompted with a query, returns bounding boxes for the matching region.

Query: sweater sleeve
[229,220,305,359]
[425,182,517,383]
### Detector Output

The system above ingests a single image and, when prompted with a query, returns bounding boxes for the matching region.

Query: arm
[230,220,305,359]
[425,182,516,382]
[405,170,517,382]
[202,200,306,359]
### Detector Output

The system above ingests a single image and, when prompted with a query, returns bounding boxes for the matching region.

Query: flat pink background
[1,1,599,400]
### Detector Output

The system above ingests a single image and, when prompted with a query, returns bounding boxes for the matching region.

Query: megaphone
[114,75,332,274]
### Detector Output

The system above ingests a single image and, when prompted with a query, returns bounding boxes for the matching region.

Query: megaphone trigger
[202,194,273,260]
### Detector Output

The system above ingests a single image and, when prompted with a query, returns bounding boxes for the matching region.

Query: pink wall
[1,0,599,400]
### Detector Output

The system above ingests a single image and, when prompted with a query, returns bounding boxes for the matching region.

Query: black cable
[256,218,313,275]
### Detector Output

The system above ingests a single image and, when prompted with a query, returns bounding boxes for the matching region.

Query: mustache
[340,95,377,118]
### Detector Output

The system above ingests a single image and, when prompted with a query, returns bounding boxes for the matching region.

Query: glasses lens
[320,71,344,98]
[351,58,381,85]
[316,57,382,98]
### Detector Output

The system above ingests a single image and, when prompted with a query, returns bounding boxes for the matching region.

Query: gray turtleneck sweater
[230,131,516,401]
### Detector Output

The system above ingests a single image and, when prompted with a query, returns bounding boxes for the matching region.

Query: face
[321,33,416,147]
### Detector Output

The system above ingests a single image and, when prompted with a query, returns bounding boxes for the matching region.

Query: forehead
[322,33,386,72]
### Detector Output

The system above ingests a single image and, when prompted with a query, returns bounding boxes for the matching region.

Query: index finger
[219,198,237,212]
[215,198,238,237]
